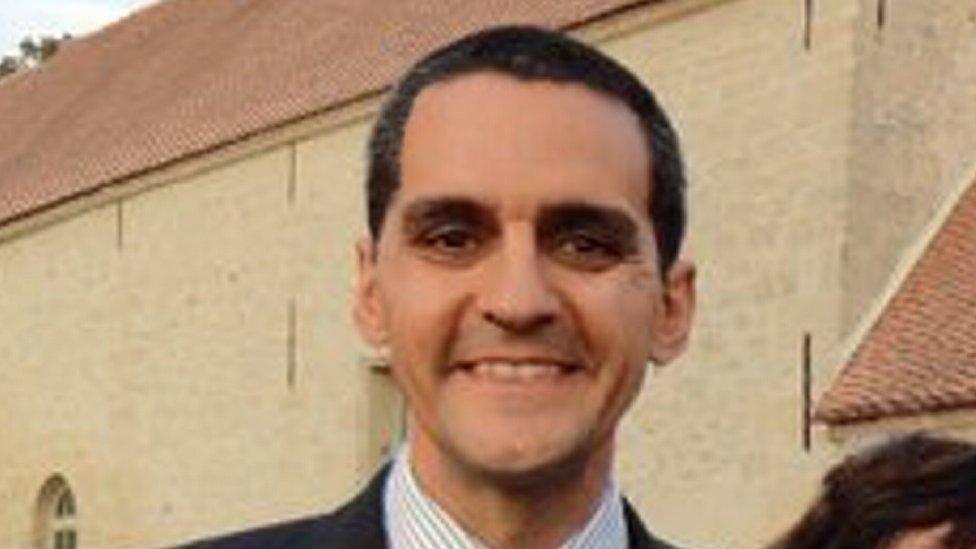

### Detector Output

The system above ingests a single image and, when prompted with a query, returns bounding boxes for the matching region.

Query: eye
[551,231,622,270]
[427,227,475,250]
[415,224,483,263]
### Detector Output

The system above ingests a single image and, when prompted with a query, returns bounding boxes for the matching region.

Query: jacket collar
[323,464,679,549]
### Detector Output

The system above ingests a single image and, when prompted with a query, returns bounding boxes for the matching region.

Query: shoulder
[171,464,390,549]
[173,513,330,549]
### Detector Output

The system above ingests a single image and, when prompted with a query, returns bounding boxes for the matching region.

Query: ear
[648,259,696,365]
[352,235,389,348]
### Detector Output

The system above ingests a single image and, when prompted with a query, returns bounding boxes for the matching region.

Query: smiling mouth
[454,359,583,381]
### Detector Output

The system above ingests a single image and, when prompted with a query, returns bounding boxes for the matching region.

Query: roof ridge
[0,0,665,233]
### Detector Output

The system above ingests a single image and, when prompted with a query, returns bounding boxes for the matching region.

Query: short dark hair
[770,432,976,549]
[366,25,688,271]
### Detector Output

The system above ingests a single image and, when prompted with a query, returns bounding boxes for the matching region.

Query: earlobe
[648,260,696,365]
[352,235,389,348]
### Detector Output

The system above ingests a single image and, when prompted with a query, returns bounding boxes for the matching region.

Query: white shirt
[383,447,628,549]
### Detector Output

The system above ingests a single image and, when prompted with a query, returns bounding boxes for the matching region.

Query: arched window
[34,475,77,549]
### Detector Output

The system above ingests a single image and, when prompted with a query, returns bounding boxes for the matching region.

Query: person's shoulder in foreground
[178,22,695,549]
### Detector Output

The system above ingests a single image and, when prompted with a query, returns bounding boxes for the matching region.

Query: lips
[453,358,583,381]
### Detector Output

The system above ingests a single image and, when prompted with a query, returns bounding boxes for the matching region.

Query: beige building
[1,0,975,547]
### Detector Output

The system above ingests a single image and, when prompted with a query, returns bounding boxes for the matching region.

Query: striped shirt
[383,447,628,549]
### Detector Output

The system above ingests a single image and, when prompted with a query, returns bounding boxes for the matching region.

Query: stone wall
[845,0,976,332]
[595,0,856,545]
[0,124,401,547]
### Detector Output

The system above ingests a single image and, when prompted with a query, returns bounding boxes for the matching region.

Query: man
[182,25,695,549]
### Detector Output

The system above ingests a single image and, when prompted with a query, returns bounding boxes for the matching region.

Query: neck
[408,433,614,549]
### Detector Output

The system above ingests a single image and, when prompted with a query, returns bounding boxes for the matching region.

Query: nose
[478,234,560,334]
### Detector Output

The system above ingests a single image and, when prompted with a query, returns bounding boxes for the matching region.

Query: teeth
[469,361,563,381]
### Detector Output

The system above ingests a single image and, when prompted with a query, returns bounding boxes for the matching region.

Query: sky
[0,0,155,57]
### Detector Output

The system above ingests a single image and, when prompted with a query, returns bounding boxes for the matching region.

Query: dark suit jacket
[176,465,680,549]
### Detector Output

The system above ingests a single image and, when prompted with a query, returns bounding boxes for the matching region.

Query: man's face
[355,72,694,482]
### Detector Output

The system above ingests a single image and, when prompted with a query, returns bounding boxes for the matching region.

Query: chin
[444,423,596,490]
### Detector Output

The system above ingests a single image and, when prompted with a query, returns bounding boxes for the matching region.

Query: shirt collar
[383,446,628,549]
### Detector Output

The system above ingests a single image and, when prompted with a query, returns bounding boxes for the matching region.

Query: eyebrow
[537,202,639,253]
[399,197,639,250]
[400,196,497,234]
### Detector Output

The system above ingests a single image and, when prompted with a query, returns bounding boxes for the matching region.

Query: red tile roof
[816,178,976,425]
[0,0,656,228]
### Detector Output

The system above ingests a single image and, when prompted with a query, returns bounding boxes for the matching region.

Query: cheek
[382,281,453,413]
[623,265,663,346]
[570,267,660,360]
[378,267,468,370]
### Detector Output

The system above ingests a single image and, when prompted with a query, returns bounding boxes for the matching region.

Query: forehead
[398,71,651,219]
[887,523,956,549]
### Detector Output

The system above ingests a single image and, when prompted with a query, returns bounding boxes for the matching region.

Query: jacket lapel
[314,463,391,548]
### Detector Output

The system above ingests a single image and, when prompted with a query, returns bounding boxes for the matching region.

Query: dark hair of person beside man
[770,432,976,549]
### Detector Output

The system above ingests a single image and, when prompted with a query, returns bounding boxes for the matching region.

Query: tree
[19,36,40,66]
[0,56,17,78]
[0,33,72,81]
[40,36,63,61]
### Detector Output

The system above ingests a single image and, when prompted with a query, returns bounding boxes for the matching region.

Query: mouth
[452,358,584,382]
